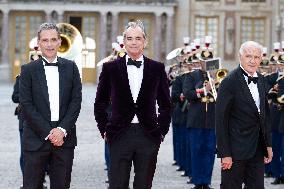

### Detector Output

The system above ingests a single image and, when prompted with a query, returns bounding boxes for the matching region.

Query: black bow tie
[127,58,142,68]
[241,68,258,84]
[42,58,58,66]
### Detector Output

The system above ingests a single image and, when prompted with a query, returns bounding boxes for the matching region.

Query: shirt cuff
[57,127,67,137]
[45,134,51,141]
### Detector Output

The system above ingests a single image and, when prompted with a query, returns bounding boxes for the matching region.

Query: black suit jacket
[19,57,82,151]
[216,66,271,160]
[94,55,171,143]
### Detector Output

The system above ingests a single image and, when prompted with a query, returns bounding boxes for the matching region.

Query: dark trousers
[179,124,187,170]
[172,123,178,162]
[23,143,74,189]
[189,128,215,185]
[175,124,182,167]
[108,123,160,189]
[271,131,284,178]
[105,141,111,179]
[185,128,191,176]
[220,140,265,189]
[19,129,24,176]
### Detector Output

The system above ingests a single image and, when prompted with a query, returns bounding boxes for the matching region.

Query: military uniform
[270,74,284,184]
[12,75,24,176]
[183,69,216,188]
[171,72,188,173]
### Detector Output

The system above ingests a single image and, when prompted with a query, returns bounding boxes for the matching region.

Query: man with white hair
[215,41,273,189]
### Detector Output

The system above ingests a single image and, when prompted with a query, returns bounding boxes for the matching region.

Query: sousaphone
[57,23,83,61]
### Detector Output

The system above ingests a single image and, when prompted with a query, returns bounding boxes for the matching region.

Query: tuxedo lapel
[36,58,50,107]
[236,67,259,113]
[137,56,154,102]
[257,73,265,117]
[118,56,134,104]
[57,58,65,110]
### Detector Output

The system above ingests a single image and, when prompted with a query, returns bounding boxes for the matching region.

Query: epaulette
[118,51,125,57]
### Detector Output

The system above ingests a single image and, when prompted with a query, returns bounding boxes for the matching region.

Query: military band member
[269,55,284,184]
[171,62,190,174]
[183,56,216,189]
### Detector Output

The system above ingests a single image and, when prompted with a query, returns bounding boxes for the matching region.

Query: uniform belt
[201,96,215,103]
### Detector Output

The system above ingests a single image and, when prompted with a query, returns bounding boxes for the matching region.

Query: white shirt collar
[42,56,58,65]
[240,64,258,77]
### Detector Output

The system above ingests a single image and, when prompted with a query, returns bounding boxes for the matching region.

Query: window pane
[14,14,43,65]
[241,17,265,45]
[82,16,97,68]
[242,0,265,2]
[195,16,219,55]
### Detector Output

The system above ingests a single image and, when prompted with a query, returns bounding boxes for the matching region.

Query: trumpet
[204,69,229,101]
[216,69,229,83]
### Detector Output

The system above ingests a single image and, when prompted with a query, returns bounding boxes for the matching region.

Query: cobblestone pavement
[0,83,282,189]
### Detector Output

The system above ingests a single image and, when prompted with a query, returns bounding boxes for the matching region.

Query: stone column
[99,11,107,60]
[166,12,174,57]
[57,11,64,23]
[111,11,119,43]
[272,0,280,48]
[0,10,10,82]
[45,10,52,23]
[154,12,162,61]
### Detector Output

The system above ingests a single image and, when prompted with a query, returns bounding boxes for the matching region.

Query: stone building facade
[0,0,283,83]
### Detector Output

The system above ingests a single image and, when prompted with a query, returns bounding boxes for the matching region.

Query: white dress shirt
[240,65,260,112]
[126,55,144,123]
[43,57,60,121]
[43,57,67,139]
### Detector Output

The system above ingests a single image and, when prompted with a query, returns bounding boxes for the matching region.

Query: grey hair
[123,20,147,39]
[239,41,263,55]
[37,22,60,40]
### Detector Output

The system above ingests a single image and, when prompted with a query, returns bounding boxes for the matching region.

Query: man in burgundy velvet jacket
[94,20,171,189]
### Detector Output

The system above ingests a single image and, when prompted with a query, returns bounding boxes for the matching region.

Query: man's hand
[221,157,233,170]
[204,82,212,92]
[49,128,65,147]
[180,93,185,102]
[273,84,279,91]
[264,147,273,164]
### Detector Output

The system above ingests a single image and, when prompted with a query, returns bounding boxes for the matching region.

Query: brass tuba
[56,23,83,60]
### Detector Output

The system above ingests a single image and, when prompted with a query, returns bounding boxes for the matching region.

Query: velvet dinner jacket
[94,55,171,143]
[215,66,271,160]
[19,57,82,151]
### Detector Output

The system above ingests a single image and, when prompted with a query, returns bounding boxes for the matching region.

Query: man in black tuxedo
[94,20,171,189]
[20,23,82,189]
[216,41,273,189]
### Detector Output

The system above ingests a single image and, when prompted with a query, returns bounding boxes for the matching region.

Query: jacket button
[134,104,138,108]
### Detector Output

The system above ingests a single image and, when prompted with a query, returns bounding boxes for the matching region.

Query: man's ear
[144,40,148,48]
